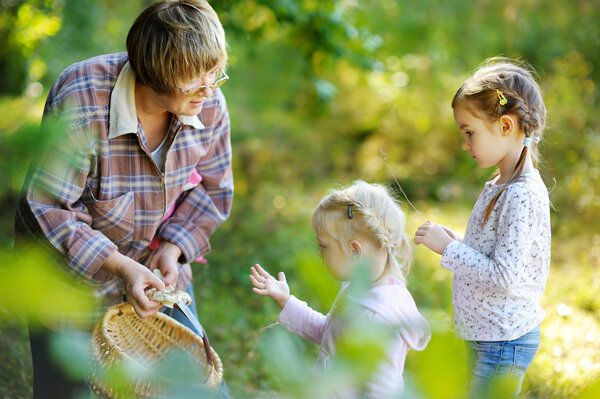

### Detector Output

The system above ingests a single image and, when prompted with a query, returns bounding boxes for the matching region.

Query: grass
[0,315,32,399]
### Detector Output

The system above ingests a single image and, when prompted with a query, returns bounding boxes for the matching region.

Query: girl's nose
[462,140,470,151]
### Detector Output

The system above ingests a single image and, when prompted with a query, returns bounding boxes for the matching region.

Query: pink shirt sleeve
[278,295,329,345]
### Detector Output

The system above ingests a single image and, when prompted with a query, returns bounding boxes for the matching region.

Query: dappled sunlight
[533,305,600,395]
[1,0,599,397]
[0,96,45,133]
[527,263,600,397]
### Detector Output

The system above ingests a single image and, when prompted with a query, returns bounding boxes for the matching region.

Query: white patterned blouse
[441,170,551,341]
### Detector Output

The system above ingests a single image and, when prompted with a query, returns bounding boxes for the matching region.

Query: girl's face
[453,102,512,170]
[316,231,353,281]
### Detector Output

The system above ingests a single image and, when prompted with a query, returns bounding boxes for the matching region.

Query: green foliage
[407,329,468,399]
[0,246,96,326]
[1,0,599,398]
[579,377,600,399]
[0,0,62,94]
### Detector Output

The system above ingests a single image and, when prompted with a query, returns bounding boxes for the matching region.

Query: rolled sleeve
[67,228,118,279]
[159,217,211,264]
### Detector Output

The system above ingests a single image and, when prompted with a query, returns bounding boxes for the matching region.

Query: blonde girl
[250,180,430,398]
[414,58,551,398]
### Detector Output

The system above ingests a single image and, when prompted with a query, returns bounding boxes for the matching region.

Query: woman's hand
[249,264,290,309]
[414,221,457,255]
[103,251,166,318]
[120,260,166,317]
[147,241,182,287]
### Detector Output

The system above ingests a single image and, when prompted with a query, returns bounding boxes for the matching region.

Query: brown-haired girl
[414,58,551,398]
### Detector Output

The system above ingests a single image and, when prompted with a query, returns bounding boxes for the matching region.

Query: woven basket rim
[88,302,223,398]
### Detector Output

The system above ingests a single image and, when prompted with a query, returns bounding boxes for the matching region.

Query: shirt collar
[108,62,205,139]
[177,113,205,130]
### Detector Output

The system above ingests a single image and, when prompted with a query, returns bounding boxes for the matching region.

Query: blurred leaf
[335,321,394,382]
[409,330,469,399]
[1,0,600,397]
[258,327,312,396]
[579,377,600,399]
[295,250,338,311]
[0,246,95,326]
[49,330,89,379]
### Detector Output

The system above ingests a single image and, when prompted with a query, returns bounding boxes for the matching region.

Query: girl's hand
[414,221,456,255]
[147,241,182,287]
[441,225,461,241]
[249,264,290,309]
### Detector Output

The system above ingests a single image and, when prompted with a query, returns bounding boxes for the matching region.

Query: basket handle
[199,326,213,366]
[173,302,213,366]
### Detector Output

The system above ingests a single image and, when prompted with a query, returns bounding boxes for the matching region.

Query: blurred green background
[1,0,599,398]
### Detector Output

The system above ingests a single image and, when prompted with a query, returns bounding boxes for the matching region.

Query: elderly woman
[15,1,232,397]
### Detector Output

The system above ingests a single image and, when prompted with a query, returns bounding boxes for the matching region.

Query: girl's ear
[349,239,364,257]
[498,114,516,137]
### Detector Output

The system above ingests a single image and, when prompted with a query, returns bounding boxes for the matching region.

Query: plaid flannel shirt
[15,53,233,325]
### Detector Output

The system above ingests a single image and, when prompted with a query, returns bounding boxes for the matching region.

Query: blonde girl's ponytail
[451,58,547,226]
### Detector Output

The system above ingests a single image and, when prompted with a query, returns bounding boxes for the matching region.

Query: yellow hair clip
[497,89,508,105]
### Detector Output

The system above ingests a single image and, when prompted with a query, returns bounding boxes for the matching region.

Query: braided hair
[451,57,547,225]
[312,180,413,283]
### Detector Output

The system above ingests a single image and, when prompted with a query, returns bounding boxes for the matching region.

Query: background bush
[1,0,598,397]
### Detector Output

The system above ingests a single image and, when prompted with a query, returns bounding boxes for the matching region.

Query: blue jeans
[466,326,540,399]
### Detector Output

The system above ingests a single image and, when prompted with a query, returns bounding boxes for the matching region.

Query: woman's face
[156,70,221,116]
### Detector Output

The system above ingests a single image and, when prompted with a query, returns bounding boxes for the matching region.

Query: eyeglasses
[178,70,229,97]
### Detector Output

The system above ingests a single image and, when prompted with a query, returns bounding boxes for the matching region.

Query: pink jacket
[278,281,430,398]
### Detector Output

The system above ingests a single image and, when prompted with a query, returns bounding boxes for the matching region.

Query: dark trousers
[29,326,89,399]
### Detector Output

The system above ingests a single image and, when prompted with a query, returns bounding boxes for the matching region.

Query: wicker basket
[88,302,223,398]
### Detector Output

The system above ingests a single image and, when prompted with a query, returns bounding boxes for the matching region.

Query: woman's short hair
[126,0,227,94]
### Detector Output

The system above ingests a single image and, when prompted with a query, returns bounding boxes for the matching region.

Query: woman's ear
[349,240,363,257]
[499,114,517,137]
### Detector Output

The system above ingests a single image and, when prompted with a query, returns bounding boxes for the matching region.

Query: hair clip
[347,204,353,220]
[523,137,532,147]
[496,89,507,105]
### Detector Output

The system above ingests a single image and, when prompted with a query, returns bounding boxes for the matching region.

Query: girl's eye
[464,131,473,136]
